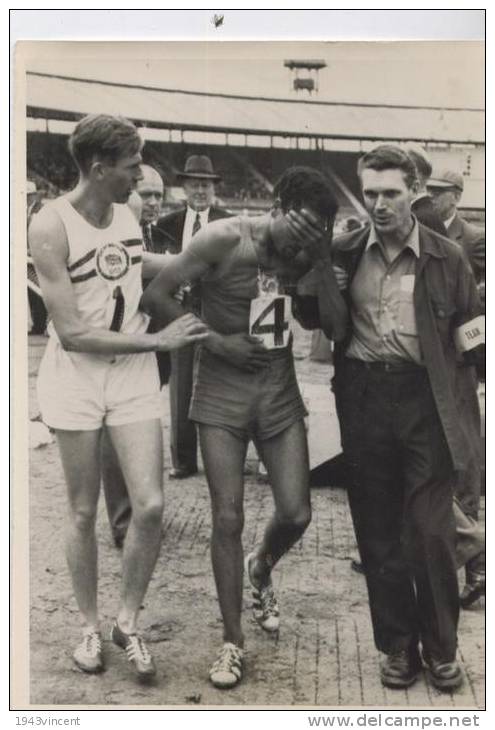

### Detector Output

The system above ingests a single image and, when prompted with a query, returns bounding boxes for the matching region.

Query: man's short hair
[68,114,143,175]
[358,145,418,189]
[404,143,433,181]
[273,166,338,224]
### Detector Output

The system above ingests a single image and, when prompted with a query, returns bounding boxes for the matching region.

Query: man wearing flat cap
[427,167,486,608]
[427,168,485,285]
[155,155,232,478]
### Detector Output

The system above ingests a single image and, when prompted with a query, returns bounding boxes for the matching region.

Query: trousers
[169,344,198,472]
[339,359,459,661]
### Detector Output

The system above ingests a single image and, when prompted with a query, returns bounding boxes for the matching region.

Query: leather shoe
[169,467,198,480]
[460,575,485,608]
[424,656,463,691]
[380,648,422,688]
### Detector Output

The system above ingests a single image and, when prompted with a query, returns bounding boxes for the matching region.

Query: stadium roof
[26,72,484,146]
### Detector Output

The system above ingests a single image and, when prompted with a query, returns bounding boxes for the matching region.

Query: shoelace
[82,631,102,657]
[125,635,152,664]
[254,585,279,617]
[211,645,243,674]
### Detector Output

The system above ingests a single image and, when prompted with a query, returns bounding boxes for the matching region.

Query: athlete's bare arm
[141,217,270,372]
[29,206,208,355]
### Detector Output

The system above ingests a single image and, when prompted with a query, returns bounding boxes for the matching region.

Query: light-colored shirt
[182,206,210,250]
[346,219,423,364]
[444,212,456,230]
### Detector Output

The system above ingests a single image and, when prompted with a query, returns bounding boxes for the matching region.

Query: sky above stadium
[25,41,484,110]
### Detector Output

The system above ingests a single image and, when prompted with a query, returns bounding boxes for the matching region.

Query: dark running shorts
[189,346,307,442]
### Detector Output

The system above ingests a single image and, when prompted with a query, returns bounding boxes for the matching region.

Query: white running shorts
[37,338,162,430]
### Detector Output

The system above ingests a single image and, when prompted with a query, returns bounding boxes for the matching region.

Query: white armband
[454,316,485,353]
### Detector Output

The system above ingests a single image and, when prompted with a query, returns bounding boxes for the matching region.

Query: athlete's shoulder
[28,196,68,241]
[189,216,241,266]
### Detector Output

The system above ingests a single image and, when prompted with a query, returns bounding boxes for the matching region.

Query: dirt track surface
[28,332,485,709]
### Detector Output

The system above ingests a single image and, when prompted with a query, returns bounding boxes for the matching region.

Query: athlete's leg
[56,429,102,630]
[251,419,311,585]
[199,425,247,647]
[101,429,132,547]
[107,419,164,633]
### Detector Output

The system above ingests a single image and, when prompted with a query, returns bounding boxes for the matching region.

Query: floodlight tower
[284,59,327,95]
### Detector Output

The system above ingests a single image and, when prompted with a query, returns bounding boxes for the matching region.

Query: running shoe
[110,622,156,679]
[245,552,280,632]
[72,628,104,674]
[209,642,244,689]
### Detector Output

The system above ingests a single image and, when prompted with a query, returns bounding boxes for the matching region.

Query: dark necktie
[142,223,153,252]
[192,212,201,237]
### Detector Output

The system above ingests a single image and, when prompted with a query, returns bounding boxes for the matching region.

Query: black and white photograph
[11,11,485,714]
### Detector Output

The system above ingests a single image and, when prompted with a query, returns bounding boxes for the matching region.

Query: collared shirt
[333,222,483,471]
[444,213,456,231]
[182,206,210,250]
[346,219,423,364]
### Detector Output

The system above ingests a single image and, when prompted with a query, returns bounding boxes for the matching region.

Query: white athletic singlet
[47,197,149,338]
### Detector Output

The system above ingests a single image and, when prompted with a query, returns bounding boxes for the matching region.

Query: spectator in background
[426,167,486,608]
[138,165,166,251]
[404,144,448,237]
[154,155,232,479]
[427,168,485,286]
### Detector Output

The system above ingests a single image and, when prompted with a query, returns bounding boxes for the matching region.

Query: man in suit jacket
[427,168,485,284]
[427,167,486,607]
[154,155,232,478]
[405,144,449,237]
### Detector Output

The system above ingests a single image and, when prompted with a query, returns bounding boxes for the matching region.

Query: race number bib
[249,294,292,350]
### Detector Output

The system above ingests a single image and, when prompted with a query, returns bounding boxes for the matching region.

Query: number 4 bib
[249,294,293,349]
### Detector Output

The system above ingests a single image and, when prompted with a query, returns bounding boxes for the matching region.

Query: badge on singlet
[96,242,131,331]
[96,242,130,281]
[249,269,292,349]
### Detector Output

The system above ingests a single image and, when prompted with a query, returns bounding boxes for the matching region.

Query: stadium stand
[27,131,370,225]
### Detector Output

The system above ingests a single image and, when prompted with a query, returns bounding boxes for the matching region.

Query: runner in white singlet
[29,114,208,680]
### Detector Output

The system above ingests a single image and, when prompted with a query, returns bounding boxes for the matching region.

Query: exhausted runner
[142,166,347,688]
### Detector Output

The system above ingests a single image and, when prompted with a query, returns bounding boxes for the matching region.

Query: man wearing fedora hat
[155,154,232,479]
